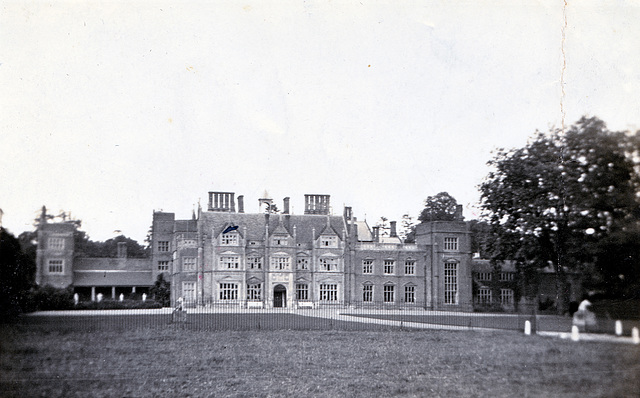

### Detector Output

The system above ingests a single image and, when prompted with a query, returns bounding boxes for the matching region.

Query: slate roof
[73,270,154,286]
[200,212,346,243]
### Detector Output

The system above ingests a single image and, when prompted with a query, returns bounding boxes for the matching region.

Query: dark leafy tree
[418,192,459,222]
[150,273,171,307]
[374,216,390,237]
[74,231,148,258]
[0,228,36,318]
[400,214,416,243]
[480,117,640,310]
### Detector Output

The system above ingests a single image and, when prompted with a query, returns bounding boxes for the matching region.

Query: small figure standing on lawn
[119,293,124,302]
[177,296,184,311]
[97,293,103,302]
[142,293,147,302]
[573,296,597,332]
[73,293,79,306]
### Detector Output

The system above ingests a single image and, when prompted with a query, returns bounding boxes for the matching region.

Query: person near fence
[573,297,596,332]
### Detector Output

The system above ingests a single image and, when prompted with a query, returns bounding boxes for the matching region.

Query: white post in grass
[571,325,580,341]
[632,327,640,344]
[524,320,531,336]
[615,320,622,336]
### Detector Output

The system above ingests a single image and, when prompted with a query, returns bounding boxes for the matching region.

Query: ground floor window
[500,288,514,305]
[477,288,492,304]
[247,283,262,300]
[219,283,238,300]
[363,285,373,302]
[383,285,395,303]
[319,284,338,301]
[444,261,458,305]
[404,285,415,303]
[48,259,64,273]
[296,284,309,300]
[182,282,196,303]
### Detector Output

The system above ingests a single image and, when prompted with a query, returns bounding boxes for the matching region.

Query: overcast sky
[1,1,639,242]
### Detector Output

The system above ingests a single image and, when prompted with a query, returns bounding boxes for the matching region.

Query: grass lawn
[1,324,639,398]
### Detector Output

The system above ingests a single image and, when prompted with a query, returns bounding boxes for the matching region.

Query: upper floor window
[183,257,196,272]
[297,257,309,270]
[158,261,169,271]
[362,259,374,274]
[221,233,238,245]
[499,272,515,282]
[48,238,65,250]
[158,241,170,252]
[383,260,395,275]
[443,237,459,251]
[404,259,416,275]
[319,257,339,271]
[476,272,492,281]
[247,256,262,269]
[220,256,240,269]
[270,256,290,270]
[319,235,338,247]
[48,259,63,273]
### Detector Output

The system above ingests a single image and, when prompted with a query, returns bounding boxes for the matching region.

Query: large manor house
[36,191,578,311]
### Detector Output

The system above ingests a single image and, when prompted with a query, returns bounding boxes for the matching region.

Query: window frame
[219,283,238,300]
[47,259,64,273]
[383,285,395,303]
[362,259,374,274]
[404,259,416,275]
[383,259,395,275]
[443,237,459,252]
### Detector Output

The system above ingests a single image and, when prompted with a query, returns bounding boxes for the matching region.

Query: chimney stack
[390,221,397,237]
[455,205,464,220]
[343,206,353,221]
[304,194,330,215]
[117,242,127,258]
[283,197,290,214]
[373,226,380,242]
[237,195,244,213]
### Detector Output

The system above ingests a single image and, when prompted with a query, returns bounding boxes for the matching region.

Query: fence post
[632,327,639,344]
[615,320,622,336]
[571,325,580,342]
[524,320,531,335]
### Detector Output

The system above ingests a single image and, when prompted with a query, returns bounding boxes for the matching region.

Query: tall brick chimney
[283,197,290,214]
[389,221,397,237]
[237,195,244,213]
[304,194,330,215]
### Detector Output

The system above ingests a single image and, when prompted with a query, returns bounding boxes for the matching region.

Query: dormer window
[320,235,338,247]
[221,232,239,246]
[273,236,288,246]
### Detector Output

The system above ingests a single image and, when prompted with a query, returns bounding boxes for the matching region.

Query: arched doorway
[273,284,286,308]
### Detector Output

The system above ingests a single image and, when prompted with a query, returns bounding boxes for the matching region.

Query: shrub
[26,285,75,311]
[74,300,162,310]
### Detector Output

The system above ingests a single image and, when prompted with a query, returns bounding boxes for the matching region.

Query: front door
[273,284,286,308]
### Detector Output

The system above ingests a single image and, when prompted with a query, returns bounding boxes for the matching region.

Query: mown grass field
[1,323,639,398]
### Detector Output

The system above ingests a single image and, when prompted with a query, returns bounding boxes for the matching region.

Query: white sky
[1,1,639,242]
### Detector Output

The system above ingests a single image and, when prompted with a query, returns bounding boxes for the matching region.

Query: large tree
[418,192,459,222]
[480,117,640,310]
[0,228,36,317]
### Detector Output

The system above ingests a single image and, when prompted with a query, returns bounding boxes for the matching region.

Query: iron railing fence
[16,300,640,335]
